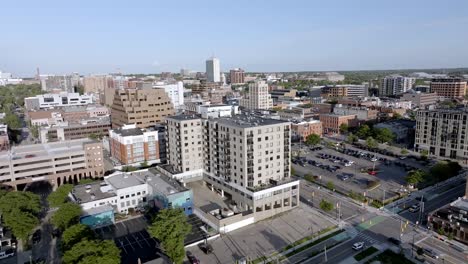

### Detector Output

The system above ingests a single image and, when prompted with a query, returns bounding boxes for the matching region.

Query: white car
[371,157,378,162]
[344,163,352,167]
[352,242,364,250]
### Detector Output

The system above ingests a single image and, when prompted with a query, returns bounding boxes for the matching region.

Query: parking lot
[292,143,428,200]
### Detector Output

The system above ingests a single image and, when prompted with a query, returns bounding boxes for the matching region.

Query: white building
[239,80,273,110]
[24,92,94,110]
[153,81,184,109]
[199,104,239,119]
[380,76,415,96]
[206,57,221,82]
[0,71,22,86]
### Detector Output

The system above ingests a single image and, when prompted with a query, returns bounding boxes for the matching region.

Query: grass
[349,191,368,203]
[282,229,343,258]
[365,249,415,264]
[354,246,379,261]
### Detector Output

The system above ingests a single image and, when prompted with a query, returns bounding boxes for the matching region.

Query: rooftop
[71,182,117,204]
[104,171,148,189]
[215,114,289,128]
[111,126,144,137]
[166,114,201,121]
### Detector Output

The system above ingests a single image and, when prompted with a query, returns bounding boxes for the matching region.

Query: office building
[40,75,75,92]
[153,81,185,109]
[415,108,468,162]
[430,78,467,99]
[291,120,322,141]
[83,75,110,94]
[230,68,245,84]
[319,114,357,134]
[0,138,104,189]
[24,92,94,111]
[109,124,160,165]
[321,85,368,98]
[71,169,193,228]
[401,92,438,108]
[163,114,299,233]
[380,76,415,96]
[239,81,273,110]
[39,117,111,143]
[206,57,221,82]
[111,88,175,129]
[270,89,297,102]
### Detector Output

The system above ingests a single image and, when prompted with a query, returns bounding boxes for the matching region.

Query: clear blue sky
[2,0,468,76]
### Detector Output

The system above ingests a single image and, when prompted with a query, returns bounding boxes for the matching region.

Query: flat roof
[146,169,188,195]
[166,114,201,121]
[111,127,143,137]
[104,171,148,189]
[215,114,289,128]
[72,182,117,204]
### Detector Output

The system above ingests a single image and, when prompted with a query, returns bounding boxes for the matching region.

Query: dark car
[198,243,213,254]
[32,229,41,244]
[388,237,401,246]
[187,255,200,264]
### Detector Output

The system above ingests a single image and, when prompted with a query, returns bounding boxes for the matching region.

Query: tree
[2,113,22,129]
[51,203,82,231]
[365,137,378,149]
[356,125,371,139]
[62,239,120,264]
[47,184,73,208]
[148,209,191,264]
[373,128,395,143]
[420,149,429,160]
[405,170,426,186]
[326,181,335,190]
[305,134,321,146]
[430,161,461,182]
[346,133,358,144]
[29,124,40,139]
[61,224,95,251]
[339,123,349,134]
[319,199,334,212]
[0,191,41,240]
[400,149,409,155]
[392,112,403,120]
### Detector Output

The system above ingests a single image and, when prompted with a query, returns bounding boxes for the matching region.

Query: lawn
[365,249,415,264]
[354,246,379,261]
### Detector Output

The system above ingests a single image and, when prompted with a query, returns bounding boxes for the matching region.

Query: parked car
[423,248,440,259]
[409,204,420,213]
[387,237,401,246]
[187,255,200,264]
[198,243,213,254]
[352,242,364,250]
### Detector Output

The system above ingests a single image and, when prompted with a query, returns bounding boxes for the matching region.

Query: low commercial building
[0,138,104,189]
[270,89,297,102]
[198,104,239,119]
[333,105,378,121]
[109,124,160,166]
[428,198,468,245]
[319,114,357,135]
[374,120,415,144]
[28,111,64,126]
[24,92,94,111]
[401,92,438,108]
[291,120,322,141]
[70,169,193,228]
[39,117,111,143]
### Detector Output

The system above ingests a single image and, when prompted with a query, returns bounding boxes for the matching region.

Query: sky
[1,0,468,76]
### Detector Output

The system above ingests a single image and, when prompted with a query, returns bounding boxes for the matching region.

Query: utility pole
[324,244,328,262]
[382,189,386,207]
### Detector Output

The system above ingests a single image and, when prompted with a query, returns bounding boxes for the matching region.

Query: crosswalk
[354,232,379,245]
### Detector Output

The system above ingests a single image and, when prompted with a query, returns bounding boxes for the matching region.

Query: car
[344,162,352,167]
[32,229,41,244]
[187,254,200,264]
[409,204,420,213]
[399,156,407,160]
[0,248,15,260]
[371,157,378,162]
[198,243,213,254]
[368,170,377,176]
[423,248,439,259]
[340,175,350,181]
[387,237,401,246]
[352,242,364,250]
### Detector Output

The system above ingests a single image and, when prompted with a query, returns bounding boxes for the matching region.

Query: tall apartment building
[24,92,94,111]
[40,75,75,92]
[164,114,299,230]
[415,108,468,161]
[153,81,184,110]
[0,138,104,189]
[83,75,110,94]
[206,57,221,82]
[240,81,273,110]
[380,76,415,96]
[109,124,160,165]
[229,68,245,84]
[111,88,175,129]
[430,78,467,99]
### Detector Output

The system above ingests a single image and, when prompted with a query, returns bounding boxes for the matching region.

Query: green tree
[339,123,349,134]
[305,133,321,146]
[373,128,395,143]
[420,149,429,160]
[430,161,461,182]
[356,124,371,139]
[392,112,403,120]
[61,224,95,251]
[326,181,335,190]
[405,170,426,186]
[62,239,120,264]
[51,203,82,231]
[365,136,378,149]
[319,199,334,212]
[148,209,191,264]
[47,184,73,208]
[29,124,40,139]
[0,191,41,240]
[346,133,358,144]
[2,113,22,129]
[400,149,409,155]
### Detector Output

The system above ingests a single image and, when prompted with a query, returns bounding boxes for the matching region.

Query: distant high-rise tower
[380,76,415,96]
[206,57,220,82]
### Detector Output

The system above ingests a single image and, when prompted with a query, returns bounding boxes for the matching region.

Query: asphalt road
[416,236,468,264]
